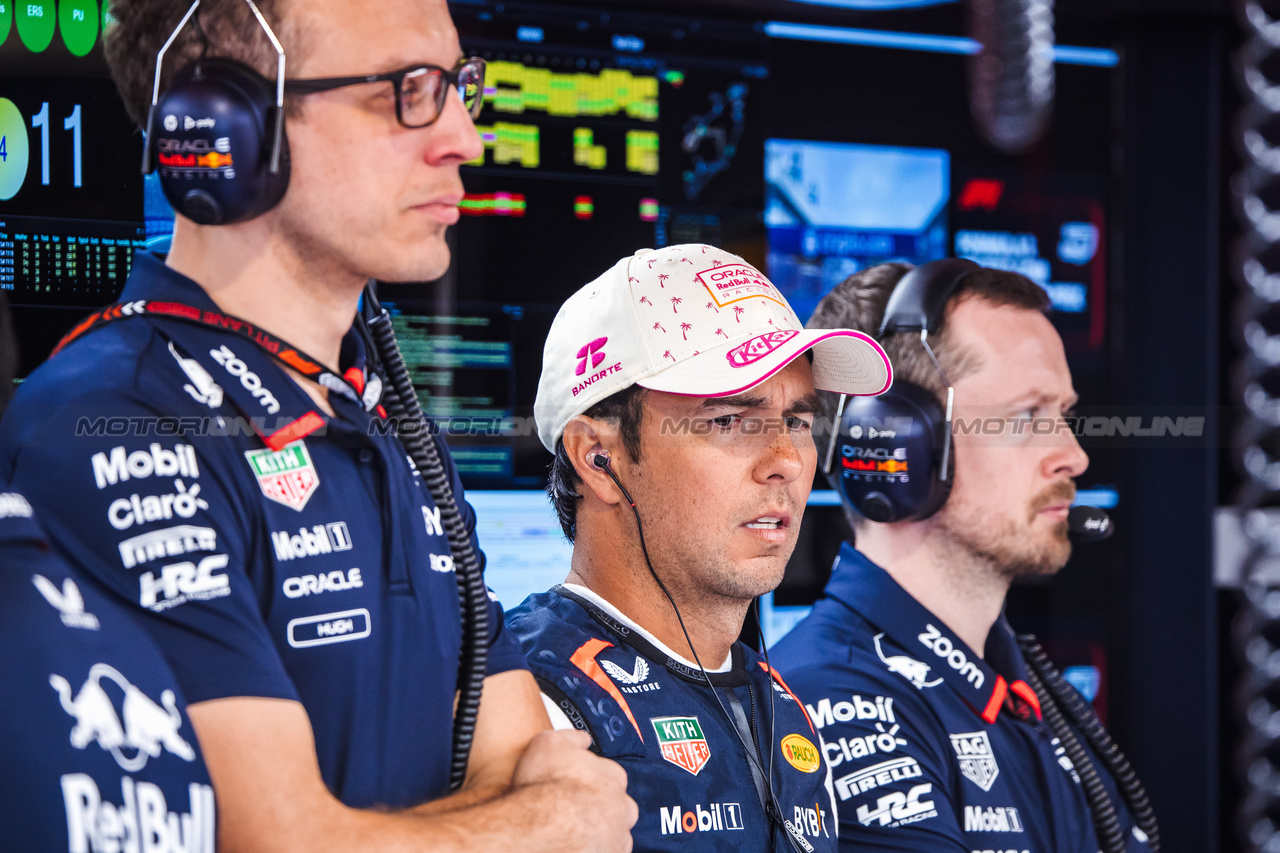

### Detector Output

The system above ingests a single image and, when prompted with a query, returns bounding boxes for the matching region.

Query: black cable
[757,597,780,833]
[1019,654,1126,853]
[1019,635,1160,850]
[362,284,488,792]
[595,455,806,853]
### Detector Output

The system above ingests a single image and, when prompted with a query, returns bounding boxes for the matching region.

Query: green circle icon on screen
[0,97,30,201]
[60,0,98,56]
[0,2,13,48]
[16,0,55,52]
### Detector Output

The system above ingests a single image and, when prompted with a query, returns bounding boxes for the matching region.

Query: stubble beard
[932,483,1075,584]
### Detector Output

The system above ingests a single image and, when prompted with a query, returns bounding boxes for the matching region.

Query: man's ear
[563,415,628,507]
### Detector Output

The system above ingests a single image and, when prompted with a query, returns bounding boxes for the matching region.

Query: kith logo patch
[652,716,711,776]
[726,330,798,368]
[245,441,319,511]
[951,731,1000,791]
[576,337,608,375]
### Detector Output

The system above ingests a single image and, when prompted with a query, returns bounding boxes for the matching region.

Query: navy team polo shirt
[770,544,1154,853]
[0,253,527,810]
[507,586,839,853]
[0,489,216,852]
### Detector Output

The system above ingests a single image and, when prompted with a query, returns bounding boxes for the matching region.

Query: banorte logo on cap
[576,337,608,376]
[571,336,624,397]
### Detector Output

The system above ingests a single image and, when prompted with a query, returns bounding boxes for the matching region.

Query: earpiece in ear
[590,450,612,470]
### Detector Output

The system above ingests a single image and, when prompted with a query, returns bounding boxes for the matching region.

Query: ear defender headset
[141,0,289,226]
[822,257,980,524]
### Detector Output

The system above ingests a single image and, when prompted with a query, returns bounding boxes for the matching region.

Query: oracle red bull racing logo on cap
[652,715,711,775]
[697,262,786,309]
[726,330,799,368]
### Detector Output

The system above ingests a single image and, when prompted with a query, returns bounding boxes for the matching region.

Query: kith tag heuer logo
[652,716,711,776]
[245,441,319,511]
[950,731,1000,791]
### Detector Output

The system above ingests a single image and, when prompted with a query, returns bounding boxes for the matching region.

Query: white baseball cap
[534,244,892,451]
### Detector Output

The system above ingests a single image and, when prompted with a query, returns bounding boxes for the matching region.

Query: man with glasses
[0,1,635,851]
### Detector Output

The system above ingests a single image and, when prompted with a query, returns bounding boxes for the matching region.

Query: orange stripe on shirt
[981,675,1009,724]
[1009,679,1042,720]
[758,662,815,735]
[265,411,325,450]
[570,638,643,741]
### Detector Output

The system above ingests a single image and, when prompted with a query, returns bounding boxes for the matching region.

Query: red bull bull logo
[49,663,197,772]
[158,152,234,169]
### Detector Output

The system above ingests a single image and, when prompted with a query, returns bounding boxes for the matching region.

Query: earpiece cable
[593,453,806,853]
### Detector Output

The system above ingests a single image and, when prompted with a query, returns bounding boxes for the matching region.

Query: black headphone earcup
[150,58,290,225]
[828,380,951,523]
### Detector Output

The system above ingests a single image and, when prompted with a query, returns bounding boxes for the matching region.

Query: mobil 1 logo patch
[951,731,1000,791]
[272,522,353,561]
[245,441,319,511]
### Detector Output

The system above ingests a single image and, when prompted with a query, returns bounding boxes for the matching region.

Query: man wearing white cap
[505,243,892,853]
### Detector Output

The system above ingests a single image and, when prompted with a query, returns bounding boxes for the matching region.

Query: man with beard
[770,260,1158,852]
[507,243,895,852]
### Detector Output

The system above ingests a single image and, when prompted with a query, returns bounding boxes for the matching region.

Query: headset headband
[878,257,980,337]
[141,0,287,176]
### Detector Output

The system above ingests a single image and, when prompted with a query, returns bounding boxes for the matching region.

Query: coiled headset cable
[363,284,489,792]
[590,450,807,853]
[1019,634,1160,852]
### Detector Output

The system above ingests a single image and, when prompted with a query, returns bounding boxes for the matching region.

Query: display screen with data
[3,1,1118,623]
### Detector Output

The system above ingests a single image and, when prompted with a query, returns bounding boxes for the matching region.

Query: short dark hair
[807,262,1051,523]
[104,0,300,128]
[547,385,646,543]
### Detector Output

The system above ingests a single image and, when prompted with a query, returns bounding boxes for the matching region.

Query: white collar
[562,583,733,673]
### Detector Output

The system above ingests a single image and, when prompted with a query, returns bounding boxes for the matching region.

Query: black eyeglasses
[284,57,486,128]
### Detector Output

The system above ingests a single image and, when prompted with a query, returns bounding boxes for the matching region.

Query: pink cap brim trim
[637,329,893,398]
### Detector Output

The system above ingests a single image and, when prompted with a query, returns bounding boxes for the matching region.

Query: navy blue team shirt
[0,253,527,810]
[507,586,838,853]
[771,543,1154,853]
[0,488,216,852]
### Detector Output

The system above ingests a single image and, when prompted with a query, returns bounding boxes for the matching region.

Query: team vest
[507,586,838,853]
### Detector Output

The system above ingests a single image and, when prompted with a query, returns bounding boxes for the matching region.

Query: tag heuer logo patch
[245,441,319,511]
[652,716,711,776]
[950,731,999,791]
